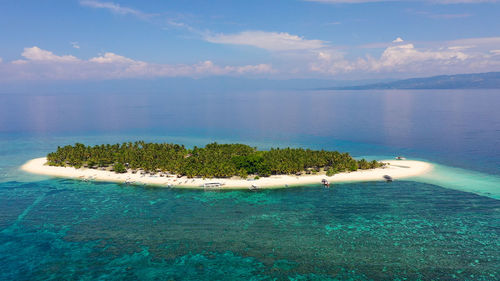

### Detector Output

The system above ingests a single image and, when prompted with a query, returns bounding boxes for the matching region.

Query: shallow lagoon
[1,179,499,280]
[1,89,499,280]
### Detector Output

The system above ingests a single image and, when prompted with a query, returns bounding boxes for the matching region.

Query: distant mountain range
[324,72,500,90]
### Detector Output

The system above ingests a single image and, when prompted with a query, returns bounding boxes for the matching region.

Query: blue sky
[0,0,499,82]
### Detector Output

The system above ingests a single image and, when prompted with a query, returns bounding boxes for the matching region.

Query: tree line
[46,142,384,178]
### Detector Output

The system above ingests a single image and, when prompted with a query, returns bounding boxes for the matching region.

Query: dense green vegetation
[46,142,384,178]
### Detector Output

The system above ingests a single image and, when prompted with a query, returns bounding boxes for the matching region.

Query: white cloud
[11,60,28,65]
[80,1,193,30]
[234,63,275,74]
[309,40,500,76]
[392,37,404,43]
[89,52,137,64]
[362,36,500,52]
[205,31,327,51]
[370,43,468,70]
[318,51,333,60]
[79,0,151,19]
[446,37,500,49]
[448,45,474,50]
[71,42,80,49]
[21,47,80,63]
[0,46,274,81]
[187,61,275,75]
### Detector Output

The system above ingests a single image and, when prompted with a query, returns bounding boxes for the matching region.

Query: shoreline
[21,157,432,189]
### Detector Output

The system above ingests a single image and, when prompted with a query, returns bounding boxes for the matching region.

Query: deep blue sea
[1,89,499,280]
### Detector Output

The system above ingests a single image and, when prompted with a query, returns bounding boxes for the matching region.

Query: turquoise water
[1,180,499,280]
[1,89,499,280]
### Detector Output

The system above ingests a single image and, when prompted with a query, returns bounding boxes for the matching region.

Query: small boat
[321,179,330,187]
[395,156,406,160]
[383,175,393,182]
[249,184,258,190]
[203,182,222,188]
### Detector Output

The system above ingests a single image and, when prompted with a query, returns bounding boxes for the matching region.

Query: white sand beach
[21,157,432,189]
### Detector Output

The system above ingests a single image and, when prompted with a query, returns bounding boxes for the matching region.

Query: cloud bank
[0,47,274,81]
[309,38,500,76]
[1,35,499,81]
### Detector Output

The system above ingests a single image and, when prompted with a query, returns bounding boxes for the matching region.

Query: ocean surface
[0,89,499,280]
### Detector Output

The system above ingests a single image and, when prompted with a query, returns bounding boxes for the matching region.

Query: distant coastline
[21,157,432,189]
[320,72,500,90]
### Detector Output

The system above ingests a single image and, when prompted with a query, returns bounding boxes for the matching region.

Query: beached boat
[321,179,330,187]
[395,156,406,160]
[383,175,393,182]
[249,184,258,190]
[203,182,222,188]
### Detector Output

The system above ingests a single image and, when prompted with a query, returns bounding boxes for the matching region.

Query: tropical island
[21,142,432,189]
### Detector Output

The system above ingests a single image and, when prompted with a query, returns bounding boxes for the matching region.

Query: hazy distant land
[322,72,500,90]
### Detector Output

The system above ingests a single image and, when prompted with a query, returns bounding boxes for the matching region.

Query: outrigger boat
[203,182,223,189]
